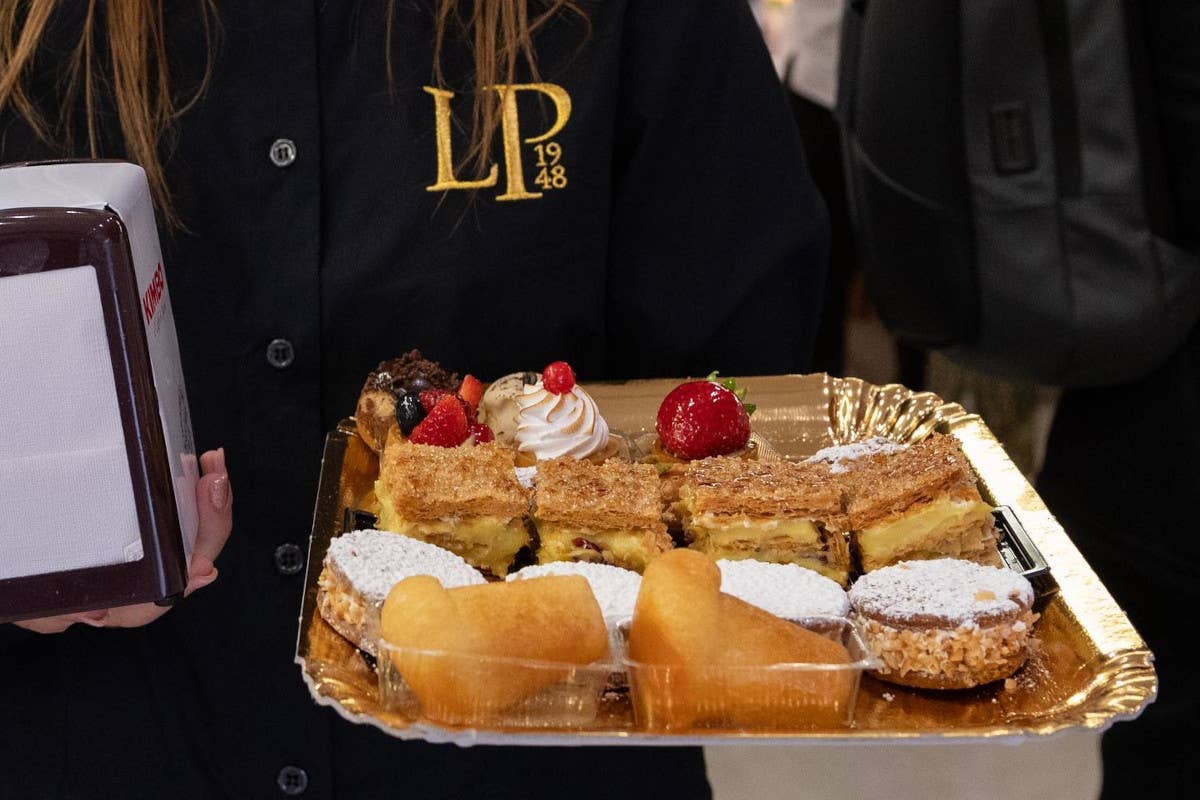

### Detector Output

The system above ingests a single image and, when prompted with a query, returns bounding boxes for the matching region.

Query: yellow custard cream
[856,497,995,572]
[375,490,529,576]
[687,515,822,548]
[535,523,668,573]
[682,506,849,585]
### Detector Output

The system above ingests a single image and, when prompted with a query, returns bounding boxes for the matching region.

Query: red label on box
[142,262,164,323]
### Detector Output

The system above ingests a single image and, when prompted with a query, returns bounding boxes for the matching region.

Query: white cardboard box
[0,161,198,620]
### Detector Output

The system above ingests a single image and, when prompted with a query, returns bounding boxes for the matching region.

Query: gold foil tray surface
[295,374,1157,745]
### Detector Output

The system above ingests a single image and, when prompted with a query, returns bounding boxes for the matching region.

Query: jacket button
[266,338,295,369]
[274,543,305,576]
[276,765,308,795]
[269,138,297,168]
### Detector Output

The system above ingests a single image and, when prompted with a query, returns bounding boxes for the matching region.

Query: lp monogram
[424,83,572,201]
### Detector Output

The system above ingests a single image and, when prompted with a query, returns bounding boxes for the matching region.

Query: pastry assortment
[311,353,1044,733]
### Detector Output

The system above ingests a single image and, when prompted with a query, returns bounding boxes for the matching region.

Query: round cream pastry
[849,558,1037,690]
[478,371,539,446]
[317,530,485,656]
[717,559,849,624]
[514,379,610,461]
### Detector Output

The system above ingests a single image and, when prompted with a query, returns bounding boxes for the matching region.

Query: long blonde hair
[0,1,585,227]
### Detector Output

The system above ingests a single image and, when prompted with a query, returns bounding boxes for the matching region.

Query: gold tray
[295,374,1156,745]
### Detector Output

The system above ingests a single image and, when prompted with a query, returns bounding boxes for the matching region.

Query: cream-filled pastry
[514,361,611,463]
[374,440,530,577]
[850,559,1037,689]
[836,434,1000,573]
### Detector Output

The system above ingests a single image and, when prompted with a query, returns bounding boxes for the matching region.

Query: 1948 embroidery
[533,143,568,190]
[425,83,571,201]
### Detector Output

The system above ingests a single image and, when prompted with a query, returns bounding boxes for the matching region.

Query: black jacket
[1036,2,1200,797]
[0,2,827,798]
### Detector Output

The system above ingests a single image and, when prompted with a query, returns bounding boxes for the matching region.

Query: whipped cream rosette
[515,380,610,461]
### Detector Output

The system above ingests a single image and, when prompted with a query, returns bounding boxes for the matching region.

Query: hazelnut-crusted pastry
[355,350,460,452]
[676,457,851,585]
[849,559,1037,689]
[317,529,485,655]
[837,434,1000,573]
[532,458,672,572]
[374,440,530,576]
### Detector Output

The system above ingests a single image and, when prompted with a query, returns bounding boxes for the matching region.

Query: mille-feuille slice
[839,433,1000,573]
[374,440,531,576]
[532,458,672,573]
[676,457,851,586]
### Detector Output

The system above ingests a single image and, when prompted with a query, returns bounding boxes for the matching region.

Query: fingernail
[210,475,230,510]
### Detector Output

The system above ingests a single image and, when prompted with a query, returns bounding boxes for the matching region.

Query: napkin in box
[0,161,198,621]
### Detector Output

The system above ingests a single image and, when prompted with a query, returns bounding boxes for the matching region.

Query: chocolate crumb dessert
[356,350,460,452]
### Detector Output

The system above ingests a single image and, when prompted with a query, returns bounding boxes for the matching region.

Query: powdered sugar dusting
[326,529,485,603]
[806,437,908,473]
[850,559,1033,626]
[718,559,850,620]
[514,466,538,489]
[508,561,641,620]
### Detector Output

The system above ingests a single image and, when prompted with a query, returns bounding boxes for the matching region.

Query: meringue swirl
[514,381,610,460]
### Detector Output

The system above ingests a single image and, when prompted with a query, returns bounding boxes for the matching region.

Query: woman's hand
[15,449,233,634]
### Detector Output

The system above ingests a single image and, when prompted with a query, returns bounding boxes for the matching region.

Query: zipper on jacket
[1037,0,1083,198]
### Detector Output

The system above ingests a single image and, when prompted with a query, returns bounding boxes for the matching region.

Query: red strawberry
[409,394,469,447]
[655,377,751,460]
[419,389,451,413]
[458,374,484,412]
[542,361,576,394]
[468,421,495,444]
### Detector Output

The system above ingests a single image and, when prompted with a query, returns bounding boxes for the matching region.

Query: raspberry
[655,379,751,460]
[468,421,495,444]
[542,361,576,394]
[409,394,470,447]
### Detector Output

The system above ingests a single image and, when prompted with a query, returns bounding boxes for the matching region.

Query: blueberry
[406,376,431,393]
[396,393,426,435]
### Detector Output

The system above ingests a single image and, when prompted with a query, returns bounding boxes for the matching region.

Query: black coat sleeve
[603,0,829,379]
[0,624,35,652]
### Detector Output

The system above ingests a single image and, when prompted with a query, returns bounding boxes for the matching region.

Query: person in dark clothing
[0,2,827,798]
[1038,2,1200,797]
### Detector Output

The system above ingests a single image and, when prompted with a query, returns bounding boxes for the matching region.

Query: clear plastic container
[624,620,878,732]
[376,642,614,729]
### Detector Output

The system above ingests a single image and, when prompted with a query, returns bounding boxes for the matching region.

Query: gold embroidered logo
[425,83,571,201]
